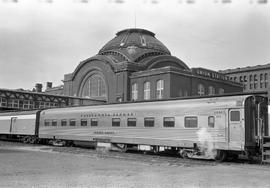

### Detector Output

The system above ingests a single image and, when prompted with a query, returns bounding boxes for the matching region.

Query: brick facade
[220,64,270,93]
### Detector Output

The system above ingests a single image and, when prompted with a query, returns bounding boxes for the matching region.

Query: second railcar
[0,110,41,143]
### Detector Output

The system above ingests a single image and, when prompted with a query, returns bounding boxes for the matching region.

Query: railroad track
[0,140,263,167]
[48,145,259,167]
[51,146,217,167]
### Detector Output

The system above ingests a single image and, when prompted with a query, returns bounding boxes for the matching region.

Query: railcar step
[262,151,270,156]
[263,143,270,147]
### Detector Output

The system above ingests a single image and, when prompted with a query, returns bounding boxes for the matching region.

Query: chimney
[46,82,52,90]
[35,83,43,92]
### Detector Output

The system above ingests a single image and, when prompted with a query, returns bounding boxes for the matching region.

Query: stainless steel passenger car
[38,94,268,160]
[0,110,40,143]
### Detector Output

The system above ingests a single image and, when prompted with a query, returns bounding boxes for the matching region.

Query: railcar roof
[41,93,262,115]
[0,110,39,116]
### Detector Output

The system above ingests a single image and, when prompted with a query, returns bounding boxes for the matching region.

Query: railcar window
[52,120,57,126]
[44,120,50,126]
[61,120,67,126]
[144,117,155,127]
[91,118,98,126]
[127,118,136,127]
[163,117,175,127]
[81,119,87,126]
[112,118,120,127]
[69,119,76,126]
[208,116,215,128]
[184,117,198,128]
[230,111,240,122]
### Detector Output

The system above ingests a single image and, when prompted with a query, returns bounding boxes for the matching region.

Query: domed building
[63,28,242,103]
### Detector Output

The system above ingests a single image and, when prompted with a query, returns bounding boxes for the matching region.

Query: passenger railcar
[0,110,41,143]
[38,94,268,160]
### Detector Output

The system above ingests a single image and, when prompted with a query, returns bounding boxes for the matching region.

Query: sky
[0,0,270,90]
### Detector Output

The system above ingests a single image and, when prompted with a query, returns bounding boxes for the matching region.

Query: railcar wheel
[119,144,127,153]
[215,150,227,162]
[179,149,189,159]
[112,143,127,152]
[22,136,30,144]
[28,137,35,144]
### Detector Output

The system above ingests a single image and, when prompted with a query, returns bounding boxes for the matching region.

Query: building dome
[98,28,171,63]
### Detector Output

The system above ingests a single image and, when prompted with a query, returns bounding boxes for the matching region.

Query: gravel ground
[1,141,270,188]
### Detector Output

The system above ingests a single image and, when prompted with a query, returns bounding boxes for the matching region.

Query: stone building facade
[63,28,242,103]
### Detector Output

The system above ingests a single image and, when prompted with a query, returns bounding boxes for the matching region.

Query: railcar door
[10,117,18,133]
[228,109,243,150]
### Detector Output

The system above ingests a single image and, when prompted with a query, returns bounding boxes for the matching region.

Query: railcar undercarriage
[38,138,235,162]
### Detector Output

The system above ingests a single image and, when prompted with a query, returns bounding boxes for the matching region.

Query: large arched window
[218,88,225,94]
[81,74,106,98]
[131,83,138,101]
[156,80,164,99]
[198,84,205,96]
[265,73,268,88]
[143,81,150,100]
[208,86,215,96]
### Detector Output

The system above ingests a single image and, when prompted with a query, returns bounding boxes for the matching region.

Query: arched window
[143,81,150,100]
[0,97,7,107]
[179,89,183,97]
[198,84,205,96]
[218,88,225,94]
[156,80,164,99]
[243,76,247,90]
[260,74,263,88]
[254,74,258,89]
[183,90,188,97]
[265,73,268,88]
[81,74,106,98]
[208,86,215,95]
[131,83,138,101]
